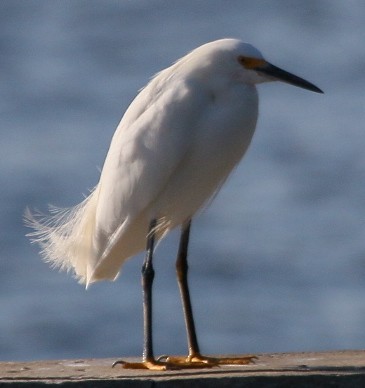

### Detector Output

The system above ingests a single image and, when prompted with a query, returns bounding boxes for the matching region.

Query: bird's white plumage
[26,38,315,287]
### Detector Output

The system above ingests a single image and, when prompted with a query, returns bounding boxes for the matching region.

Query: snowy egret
[26,38,323,370]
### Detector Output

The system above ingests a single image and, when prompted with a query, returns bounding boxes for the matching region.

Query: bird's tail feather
[24,188,98,285]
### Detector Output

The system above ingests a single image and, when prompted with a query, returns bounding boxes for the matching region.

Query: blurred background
[1,0,365,362]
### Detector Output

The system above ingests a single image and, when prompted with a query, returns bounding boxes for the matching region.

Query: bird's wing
[90,75,208,275]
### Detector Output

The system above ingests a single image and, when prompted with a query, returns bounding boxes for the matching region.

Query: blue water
[1,0,365,362]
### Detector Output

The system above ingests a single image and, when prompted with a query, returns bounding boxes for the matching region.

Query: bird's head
[186,39,323,94]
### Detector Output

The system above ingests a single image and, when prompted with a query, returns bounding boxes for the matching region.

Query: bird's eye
[238,56,266,70]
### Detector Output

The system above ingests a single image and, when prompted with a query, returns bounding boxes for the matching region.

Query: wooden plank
[1,350,365,387]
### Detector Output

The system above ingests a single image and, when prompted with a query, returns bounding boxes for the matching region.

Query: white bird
[26,38,322,370]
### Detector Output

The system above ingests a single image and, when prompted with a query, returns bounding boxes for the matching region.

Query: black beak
[256,62,323,94]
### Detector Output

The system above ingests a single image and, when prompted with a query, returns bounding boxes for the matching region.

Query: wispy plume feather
[24,188,99,284]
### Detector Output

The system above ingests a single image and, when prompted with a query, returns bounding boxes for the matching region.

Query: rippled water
[1,0,365,361]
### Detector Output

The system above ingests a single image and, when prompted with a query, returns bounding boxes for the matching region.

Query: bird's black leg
[161,220,256,367]
[159,219,209,366]
[157,220,209,367]
[176,220,201,358]
[142,218,157,363]
[114,219,167,370]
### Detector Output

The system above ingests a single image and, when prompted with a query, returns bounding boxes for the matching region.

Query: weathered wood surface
[1,350,365,387]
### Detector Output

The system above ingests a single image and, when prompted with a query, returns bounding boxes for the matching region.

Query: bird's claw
[161,353,257,367]
[113,354,256,370]
[112,359,170,370]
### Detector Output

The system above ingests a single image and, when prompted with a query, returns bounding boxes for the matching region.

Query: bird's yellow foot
[112,359,169,371]
[158,353,256,367]
[112,354,256,370]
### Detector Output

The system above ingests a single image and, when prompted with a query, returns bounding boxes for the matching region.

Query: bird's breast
[155,83,259,224]
[195,83,258,164]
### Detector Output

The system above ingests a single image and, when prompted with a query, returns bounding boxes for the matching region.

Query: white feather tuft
[24,188,99,285]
